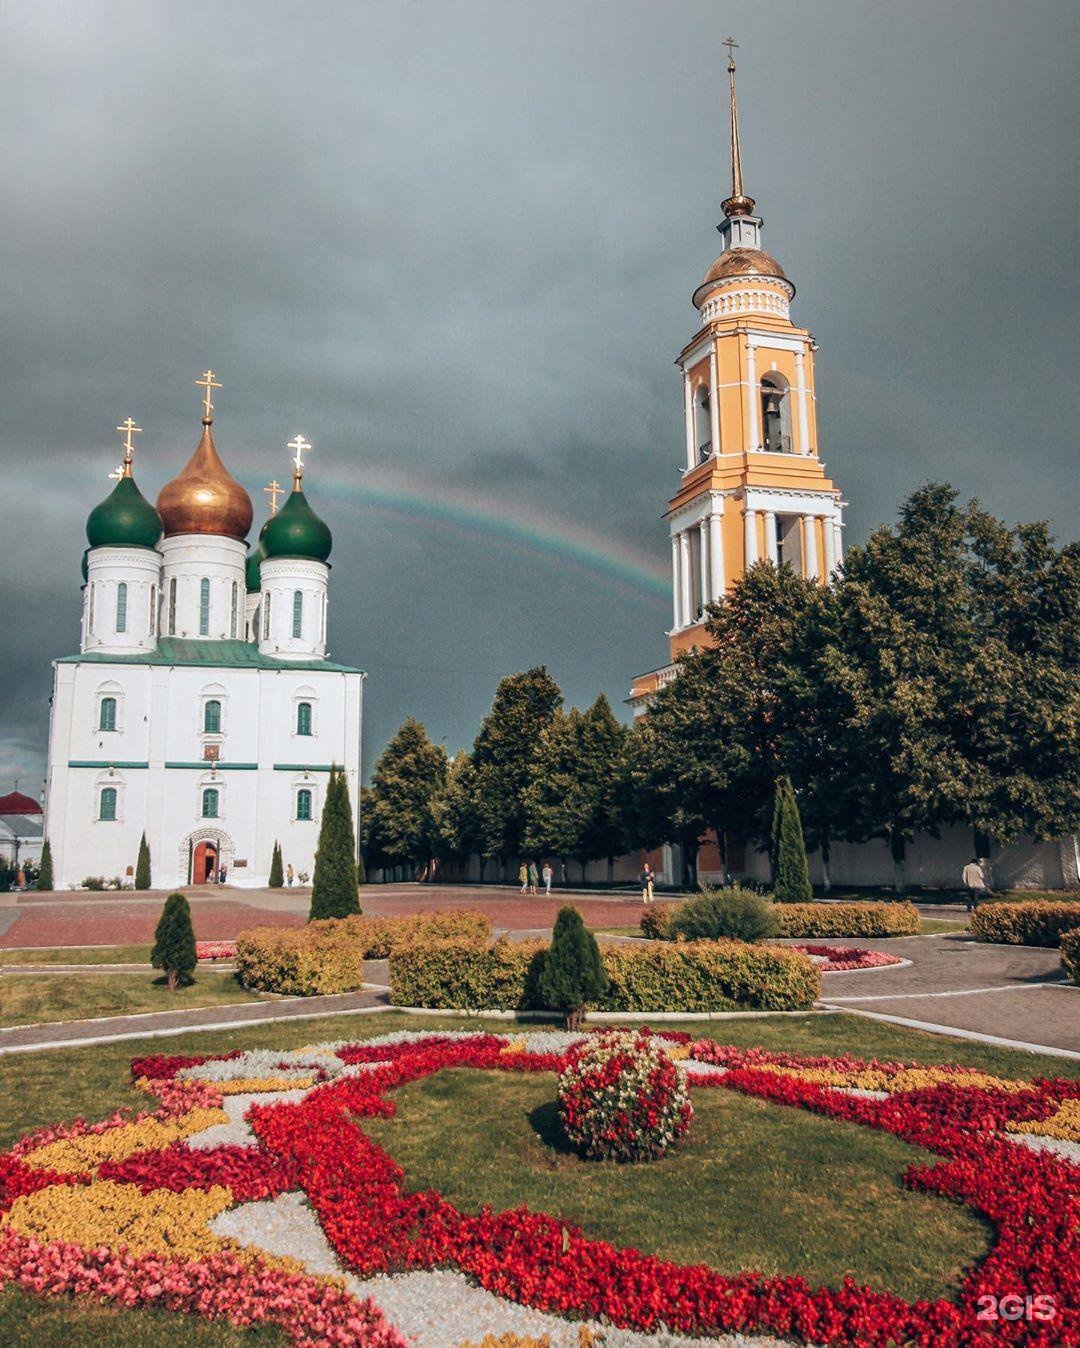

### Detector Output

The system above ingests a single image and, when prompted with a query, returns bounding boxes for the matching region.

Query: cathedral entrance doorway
[192,841,219,883]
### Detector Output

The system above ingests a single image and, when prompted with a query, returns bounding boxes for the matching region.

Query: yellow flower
[214,1075,318,1095]
[1007,1099,1080,1142]
[21,1107,228,1173]
[500,1040,526,1056]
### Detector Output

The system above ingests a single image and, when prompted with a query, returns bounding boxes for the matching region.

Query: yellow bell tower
[631,39,844,707]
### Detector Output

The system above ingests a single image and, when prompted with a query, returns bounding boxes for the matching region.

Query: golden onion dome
[156,419,253,541]
[692,247,792,309]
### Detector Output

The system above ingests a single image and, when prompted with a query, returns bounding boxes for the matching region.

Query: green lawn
[364,1067,991,1303]
[0,1288,282,1347]
[0,945,154,965]
[919,917,970,935]
[0,971,267,1029]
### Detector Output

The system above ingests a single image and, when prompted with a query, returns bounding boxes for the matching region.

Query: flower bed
[195,940,236,961]
[784,944,903,972]
[1,1031,1077,1345]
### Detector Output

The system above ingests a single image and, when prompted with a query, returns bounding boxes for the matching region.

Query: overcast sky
[1,0,1077,796]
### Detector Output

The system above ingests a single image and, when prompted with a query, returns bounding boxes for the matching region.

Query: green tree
[310,766,361,919]
[134,833,151,890]
[356,852,366,886]
[771,777,813,904]
[268,841,284,889]
[523,708,591,878]
[579,694,631,884]
[540,905,608,1030]
[431,752,484,875]
[471,667,562,872]
[365,717,449,877]
[37,839,53,891]
[151,892,197,991]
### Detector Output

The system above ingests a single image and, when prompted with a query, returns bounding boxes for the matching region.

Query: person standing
[639,862,654,904]
[286,863,295,887]
[527,860,539,895]
[961,857,989,911]
[518,862,528,894]
[542,862,553,896]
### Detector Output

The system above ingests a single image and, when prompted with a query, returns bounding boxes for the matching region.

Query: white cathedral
[44,373,363,890]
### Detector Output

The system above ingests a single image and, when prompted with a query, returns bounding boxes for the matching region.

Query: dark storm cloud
[1,0,1077,793]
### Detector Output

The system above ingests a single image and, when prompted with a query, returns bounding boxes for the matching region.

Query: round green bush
[670,884,780,944]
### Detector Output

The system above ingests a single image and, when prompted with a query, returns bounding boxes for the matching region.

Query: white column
[744,506,758,565]
[698,518,710,604]
[679,531,693,625]
[670,534,681,628]
[833,518,844,567]
[708,509,724,599]
[682,372,694,470]
[802,515,819,582]
[823,510,837,577]
[763,510,778,565]
[708,345,721,456]
[795,349,811,454]
[746,341,759,451]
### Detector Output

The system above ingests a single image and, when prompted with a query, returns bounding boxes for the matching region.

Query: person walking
[542,862,553,896]
[518,862,528,894]
[527,860,539,895]
[962,857,989,911]
[286,863,295,888]
[639,862,655,904]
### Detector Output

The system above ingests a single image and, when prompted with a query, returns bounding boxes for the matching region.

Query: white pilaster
[708,345,721,456]
[803,515,819,581]
[763,510,778,565]
[682,373,694,470]
[746,341,759,451]
[708,510,724,599]
[833,518,844,567]
[744,507,758,565]
[670,534,681,628]
[823,511,837,577]
[679,531,693,626]
[795,349,811,454]
[698,518,710,605]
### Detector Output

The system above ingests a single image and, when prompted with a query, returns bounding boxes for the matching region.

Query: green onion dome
[86,475,162,551]
[261,488,332,562]
[245,543,265,593]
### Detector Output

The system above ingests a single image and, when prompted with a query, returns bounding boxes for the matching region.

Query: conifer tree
[268,841,284,889]
[151,892,197,991]
[356,852,366,886]
[37,839,53,892]
[310,766,361,919]
[771,777,814,904]
[134,833,151,890]
[365,717,448,876]
[540,905,608,1031]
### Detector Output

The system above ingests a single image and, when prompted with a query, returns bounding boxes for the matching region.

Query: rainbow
[309,466,671,603]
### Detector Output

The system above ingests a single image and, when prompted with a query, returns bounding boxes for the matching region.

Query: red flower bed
[786,944,903,971]
[196,940,237,961]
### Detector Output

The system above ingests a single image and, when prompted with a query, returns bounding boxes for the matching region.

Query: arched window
[203,699,222,734]
[99,786,118,821]
[99,696,117,732]
[115,582,127,633]
[760,374,792,453]
[168,577,177,635]
[263,593,271,640]
[230,581,239,639]
[149,585,156,635]
[296,788,313,821]
[201,787,219,819]
[693,384,712,462]
[296,701,312,736]
[292,590,303,639]
[199,578,210,635]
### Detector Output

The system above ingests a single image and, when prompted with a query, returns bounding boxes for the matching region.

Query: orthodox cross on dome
[195,369,222,422]
[723,34,738,68]
[287,434,311,489]
[263,478,284,516]
[114,416,142,478]
[720,35,755,219]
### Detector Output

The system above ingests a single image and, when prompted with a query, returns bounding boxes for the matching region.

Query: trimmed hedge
[970,901,1080,949]
[1062,929,1080,985]
[236,910,491,995]
[640,899,920,941]
[388,936,820,1013]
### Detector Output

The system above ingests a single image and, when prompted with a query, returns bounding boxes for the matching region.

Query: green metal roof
[57,638,363,675]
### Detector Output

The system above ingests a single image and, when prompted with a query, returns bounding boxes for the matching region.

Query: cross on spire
[723,34,738,71]
[195,369,222,422]
[114,416,142,478]
[287,434,311,487]
[263,479,284,515]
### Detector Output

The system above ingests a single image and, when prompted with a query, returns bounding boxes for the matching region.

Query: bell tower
[630,39,845,707]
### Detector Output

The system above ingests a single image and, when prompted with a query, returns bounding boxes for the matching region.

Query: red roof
[0,791,41,816]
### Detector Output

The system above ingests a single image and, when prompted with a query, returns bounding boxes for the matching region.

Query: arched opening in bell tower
[760,373,792,453]
[693,384,712,461]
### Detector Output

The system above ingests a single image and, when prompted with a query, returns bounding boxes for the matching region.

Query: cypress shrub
[37,840,53,892]
[134,833,151,890]
[357,852,367,887]
[540,905,607,1029]
[268,841,284,889]
[772,777,814,905]
[310,766,361,920]
[151,892,197,991]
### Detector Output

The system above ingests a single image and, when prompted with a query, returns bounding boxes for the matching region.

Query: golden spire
[195,369,222,423]
[263,479,284,516]
[721,36,756,219]
[287,434,311,491]
[114,417,142,479]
